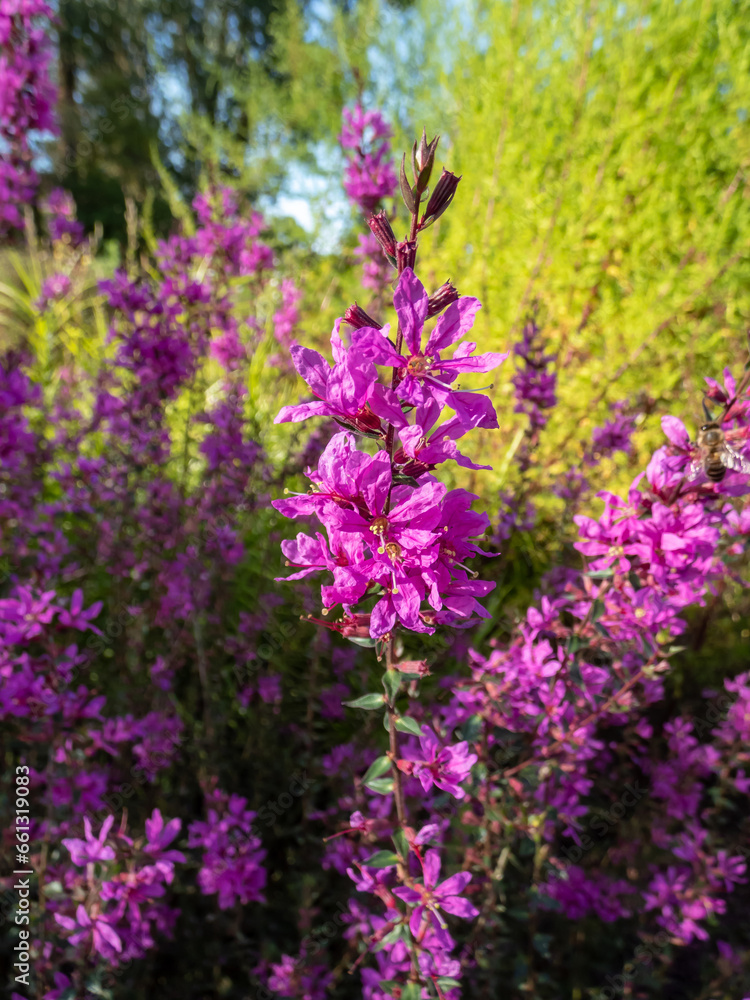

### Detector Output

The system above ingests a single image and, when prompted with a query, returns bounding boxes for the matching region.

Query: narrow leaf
[392,828,409,858]
[394,716,423,737]
[365,777,394,795]
[365,850,400,868]
[401,983,422,1000]
[382,669,401,703]
[344,692,386,710]
[362,756,392,783]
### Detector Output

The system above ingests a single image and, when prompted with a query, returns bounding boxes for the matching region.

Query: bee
[688,412,750,482]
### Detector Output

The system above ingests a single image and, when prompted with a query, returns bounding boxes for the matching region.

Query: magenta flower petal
[96,919,123,953]
[425,297,482,353]
[439,349,508,374]
[662,414,690,448]
[448,390,499,429]
[289,345,330,398]
[439,895,479,920]
[423,848,441,887]
[351,327,403,367]
[409,903,426,938]
[437,871,472,897]
[418,769,434,793]
[394,268,429,356]
[393,886,421,905]
[370,595,397,637]
[368,383,408,427]
[275,400,333,424]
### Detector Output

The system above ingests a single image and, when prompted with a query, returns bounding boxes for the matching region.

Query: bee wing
[687,456,705,481]
[723,444,750,475]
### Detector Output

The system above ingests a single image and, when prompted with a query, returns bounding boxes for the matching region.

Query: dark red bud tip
[354,405,383,434]
[419,169,461,230]
[367,211,397,259]
[427,280,459,318]
[343,303,382,330]
[395,239,417,272]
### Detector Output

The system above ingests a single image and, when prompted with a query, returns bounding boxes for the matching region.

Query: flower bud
[397,659,430,677]
[419,169,461,230]
[395,240,417,272]
[427,280,458,318]
[343,303,382,330]
[367,212,397,262]
[354,405,383,435]
[412,128,440,193]
[307,613,372,637]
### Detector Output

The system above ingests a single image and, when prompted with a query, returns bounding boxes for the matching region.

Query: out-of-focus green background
[7,0,750,484]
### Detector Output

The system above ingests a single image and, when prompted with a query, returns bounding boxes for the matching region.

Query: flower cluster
[456,364,750,949]
[340,105,399,303]
[187,787,267,909]
[511,317,557,433]
[265,950,333,1000]
[8,64,750,998]
[0,186,285,995]
[0,0,56,234]
[340,104,398,215]
[55,811,184,962]
[271,277,304,369]
[42,187,86,247]
[271,130,508,996]
[274,265,506,639]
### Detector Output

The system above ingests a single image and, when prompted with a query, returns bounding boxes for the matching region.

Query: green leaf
[365,850,400,868]
[589,598,605,621]
[392,473,420,487]
[362,756,392,784]
[459,714,483,743]
[566,634,586,655]
[585,569,614,580]
[344,692,385,710]
[391,828,409,858]
[400,982,422,1000]
[381,923,406,945]
[365,777,394,795]
[436,978,462,989]
[394,715,423,737]
[382,668,401,704]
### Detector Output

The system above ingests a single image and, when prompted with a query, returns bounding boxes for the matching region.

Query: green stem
[382,190,422,826]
